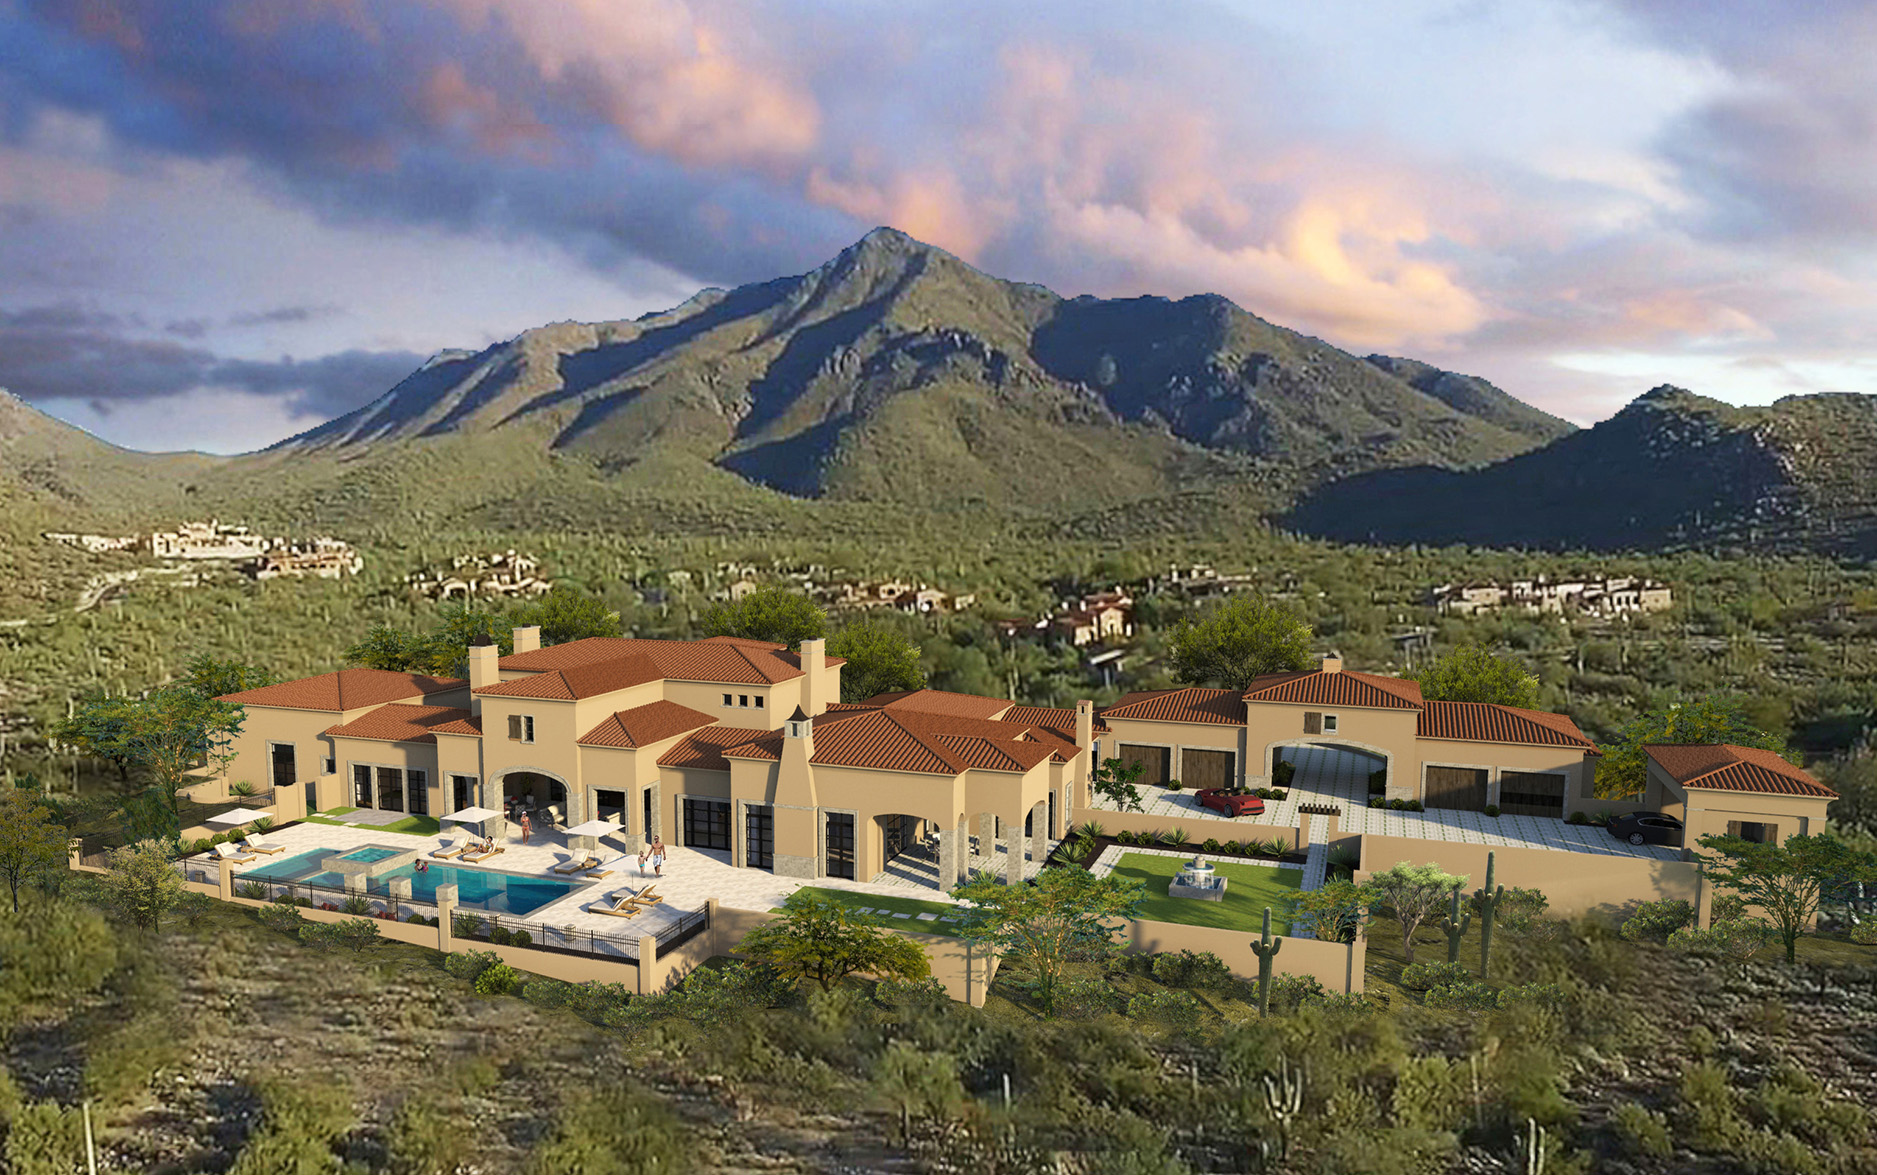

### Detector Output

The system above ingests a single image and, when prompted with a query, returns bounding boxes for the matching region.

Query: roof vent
[1320,655,1343,673]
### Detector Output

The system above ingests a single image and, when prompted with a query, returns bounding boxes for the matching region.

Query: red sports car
[1195,788,1265,817]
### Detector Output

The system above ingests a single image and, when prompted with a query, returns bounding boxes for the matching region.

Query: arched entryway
[498,769,570,827]
[1266,742,1390,806]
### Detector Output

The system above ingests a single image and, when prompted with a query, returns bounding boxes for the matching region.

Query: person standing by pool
[650,837,665,877]
[636,847,650,876]
[519,812,532,844]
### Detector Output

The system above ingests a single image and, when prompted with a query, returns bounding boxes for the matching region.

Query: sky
[1,0,1873,454]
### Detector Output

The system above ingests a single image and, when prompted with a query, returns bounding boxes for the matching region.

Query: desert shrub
[226,1079,355,1175]
[1496,982,1566,1012]
[445,949,501,984]
[1151,949,1231,990]
[1423,981,1499,1010]
[474,962,521,996]
[1391,1055,1471,1134]
[521,979,633,1023]
[340,894,371,916]
[234,880,267,900]
[1611,1104,1674,1159]
[1202,838,1222,852]
[1398,961,1471,991]
[1056,976,1122,1019]
[522,1088,687,1175]
[1621,899,1696,943]
[228,781,257,797]
[664,962,792,1028]
[1266,972,1328,1012]
[1669,919,1777,962]
[1483,804,1501,818]
[1155,828,1184,846]
[0,899,118,1025]
[1712,893,1748,922]
[1567,811,1587,825]
[1125,988,1201,1033]
[1678,1060,1742,1149]
[382,1094,470,1175]
[1851,921,1877,945]
[256,903,304,935]
[176,890,216,928]
[82,959,184,1111]
[4,1101,87,1175]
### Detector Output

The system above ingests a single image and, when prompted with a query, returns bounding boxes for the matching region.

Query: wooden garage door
[1498,771,1566,817]
[1116,744,1171,787]
[1423,766,1488,811]
[1182,749,1235,790]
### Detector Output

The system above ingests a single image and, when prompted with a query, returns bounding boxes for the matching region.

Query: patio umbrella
[206,808,260,829]
[563,819,623,851]
[437,806,500,827]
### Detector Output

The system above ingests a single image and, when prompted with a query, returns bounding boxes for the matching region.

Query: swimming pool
[241,846,586,916]
[338,846,401,863]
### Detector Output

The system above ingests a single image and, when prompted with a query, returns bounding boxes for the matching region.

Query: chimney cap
[788,705,809,722]
[470,634,494,647]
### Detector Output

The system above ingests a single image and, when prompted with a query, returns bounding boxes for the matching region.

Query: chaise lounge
[210,842,258,865]
[551,854,600,875]
[461,843,505,863]
[583,855,628,879]
[239,831,287,856]
[586,891,645,918]
[431,835,471,860]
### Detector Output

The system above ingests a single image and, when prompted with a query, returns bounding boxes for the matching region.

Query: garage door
[1423,766,1488,811]
[1116,744,1171,787]
[1181,749,1236,790]
[1498,771,1566,817]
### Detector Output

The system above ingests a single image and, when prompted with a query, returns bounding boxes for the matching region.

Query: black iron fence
[655,905,711,953]
[444,910,645,963]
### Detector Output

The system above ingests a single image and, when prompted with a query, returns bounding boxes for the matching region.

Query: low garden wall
[1072,804,1305,857]
[1353,834,1706,925]
[1122,917,1365,994]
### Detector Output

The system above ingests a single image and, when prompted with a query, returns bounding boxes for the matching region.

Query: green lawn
[300,808,440,837]
[1114,853,1301,933]
[775,886,966,936]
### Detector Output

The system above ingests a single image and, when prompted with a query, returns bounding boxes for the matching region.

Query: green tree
[181,653,276,699]
[1166,594,1313,690]
[1408,643,1539,708]
[99,840,188,932]
[508,587,624,646]
[341,625,435,673]
[1693,832,1877,964]
[1286,878,1371,942]
[1818,751,1877,837]
[56,685,247,820]
[0,791,65,914]
[1365,861,1468,965]
[1596,695,1789,800]
[424,603,515,676]
[829,619,926,701]
[951,867,1144,1016]
[699,585,826,648]
[737,891,930,991]
[1091,756,1146,812]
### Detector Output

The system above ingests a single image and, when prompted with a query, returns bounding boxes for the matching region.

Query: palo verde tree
[507,587,625,646]
[1595,694,1789,800]
[56,683,247,825]
[736,890,930,991]
[1365,861,1468,965]
[1286,878,1370,943]
[1166,593,1314,691]
[828,618,927,701]
[699,585,827,649]
[1408,643,1539,709]
[951,866,1144,1016]
[0,789,66,914]
[1694,832,1877,964]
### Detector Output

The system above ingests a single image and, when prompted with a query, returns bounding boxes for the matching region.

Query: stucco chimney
[512,625,541,655]
[800,637,826,717]
[1075,698,1094,751]
[468,635,499,716]
[1320,655,1343,673]
[779,705,818,806]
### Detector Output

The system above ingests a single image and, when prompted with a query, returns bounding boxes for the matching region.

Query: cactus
[1524,1116,1548,1175]
[1262,1056,1304,1160]
[1474,850,1507,978]
[1442,887,1473,964]
[1250,906,1285,1015]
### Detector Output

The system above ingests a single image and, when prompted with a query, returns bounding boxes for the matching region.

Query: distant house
[1429,576,1672,617]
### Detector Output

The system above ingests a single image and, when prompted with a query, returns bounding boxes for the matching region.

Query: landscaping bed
[775,886,966,936]
[1108,851,1301,932]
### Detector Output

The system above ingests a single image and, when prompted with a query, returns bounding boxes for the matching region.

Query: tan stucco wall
[1247,701,1420,796]
[1354,834,1704,922]
[1663,774,1835,849]
[1124,917,1365,993]
[1097,718,1249,788]
[329,736,444,813]
[223,705,364,796]
[1411,739,1596,811]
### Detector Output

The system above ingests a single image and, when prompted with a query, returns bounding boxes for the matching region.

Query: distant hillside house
[149,519,271,560]
[1429,576,1672,617]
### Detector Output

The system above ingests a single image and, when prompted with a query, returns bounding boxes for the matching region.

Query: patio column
[1004,816,1024,886]
[1027,801,1047,872]
[217,858,234,901]
[936,829,958,893]
[435,883,458,953]
[977,812,995,861]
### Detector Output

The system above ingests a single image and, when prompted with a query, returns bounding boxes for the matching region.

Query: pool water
[339,846,400,863]
[241,846,586,916]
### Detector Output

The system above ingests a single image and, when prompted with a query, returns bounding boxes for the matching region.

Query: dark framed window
[270,742,297,788]
[825,812,855,880]
[507,714,535,743]
[682,797,731,850]
[746,805,775,869]
[451,775,476,812]
[406,769,428,816]
[754,696,765,709]
[376,766,405,813]
[1304,712,1323,735]
[1727,820,1776,844]
[352,764,373,808]
[723,693,733,706]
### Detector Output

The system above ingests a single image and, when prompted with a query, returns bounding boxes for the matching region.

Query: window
[352,764,373,808]
[682,797,731,850]
[1727,820,1776,844]
[506,714,535,743]
[270,742,297,788]
[377,766,405,813]
[406,769,428,816]
[723,693,733,706]
[746,804,775,869]
[825,812,855,880]
[451,775,476,812]
[754,695,764,709]
[1322,714,1339,733]
[1303,712,1322,735]
[739,694,749,707]
[323,757,336,775]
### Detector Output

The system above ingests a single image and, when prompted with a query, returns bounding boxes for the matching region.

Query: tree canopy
[828,619,926,702]
[951,867,1144,1015]
[1595,694,1790,800]
[1166,594,1313,691]
[56,685,246,819]
[0,790,65,913]
[1364,861,1468,965]
[699,586,827,649]
[1694,832,1877,964]
[736,891,930,991]
[507,587,625,646]
[1408,643,1539,708]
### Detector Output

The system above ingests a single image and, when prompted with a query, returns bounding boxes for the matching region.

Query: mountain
[260,228,1567,516]
[0,388,218,516]
[1285,386,1877,555]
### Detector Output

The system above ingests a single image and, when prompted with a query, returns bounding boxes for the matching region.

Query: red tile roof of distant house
[1417,701,1600,752]
[716,707,1079,776]
[219,669,467,712]
[657,725,781,773]
[496,636,843,685]
[474,654,666,700]
[1102,688,1245,726]
[1000,704,1111,736]
[323,704,475,745]
[577,701,718,749]
[1242,669,1424,709]
[1645,744,1837,798]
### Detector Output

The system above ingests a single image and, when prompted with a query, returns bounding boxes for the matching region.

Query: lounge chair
[586,892,643,918]
[460,844,505,863]
[551,855,600,875]
[631,885,663,907]
[583,855,627,879]
[210,842,258,865]
[240,831,287,856]
[431,835,471,860]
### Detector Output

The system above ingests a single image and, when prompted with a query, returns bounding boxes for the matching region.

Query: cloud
[0,302,420,423]
[228,304,340,328]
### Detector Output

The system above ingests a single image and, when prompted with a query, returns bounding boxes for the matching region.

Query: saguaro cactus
[1251,905,1284,1015]
[1442,886,1473,964]
[1262,1056,1304,1160]
[1474,850,1507,978]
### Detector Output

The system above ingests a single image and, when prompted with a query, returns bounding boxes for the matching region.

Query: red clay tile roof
[1645,744,1837,798]
[1417,701,1600,752]
[323,704,475,745]
[851,689,1016,720]
[474,654,665,701]
[577,701,718,749]
[1000,704,1111,736]
[1242,669,1424,709]
[1102,688,1245,726]
[219,669,467,713]
[432,714,483,736]
[657,725,782,773]
[715,707,1079,777]
[496,637,843,685]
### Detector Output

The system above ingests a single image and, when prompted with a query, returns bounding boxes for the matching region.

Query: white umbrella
[438,806,500,825]
[563,818,623,851]
[206,808,259,829]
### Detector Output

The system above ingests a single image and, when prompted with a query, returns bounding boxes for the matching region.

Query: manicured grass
[1114,852,1301,933]
[775,886,965,936]
[301,809,440,837]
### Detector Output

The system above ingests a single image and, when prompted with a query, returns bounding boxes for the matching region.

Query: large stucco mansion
[217,632,1838,885]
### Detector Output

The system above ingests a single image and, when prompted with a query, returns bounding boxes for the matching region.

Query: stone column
[1027,802,1047,872]
[389,877,412,919]
[936,828,959,893]
[1004,816,1024,886]
[217,858,235,901]
[977,812,996,865]
[435,883,458,953]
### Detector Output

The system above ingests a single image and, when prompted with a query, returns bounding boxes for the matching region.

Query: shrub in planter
[489,926,513,945]
[294,897,314,907]
[270,892,296,905]
[1164,779,1183,793]
[453,914,486,939]
[1405,800,1424,813]
[1271,790,1288,801]
[340,894,371,916]
[1567,811,1588,825]
[1202,838,1222,853]
[228,780,258,798]
[1218,840,1240,856]
[1483,804,1501,818]
[235,881,267,900]
[510,930,532,947]
[1388,799,1406,810]
[1399,961,1471,991]
[191,838,214,856]
[1155,828,1184,846]
[251,815,275,832]
[1252,788,1272,800]
[406,912,429,925]
[1368,797,1386,809]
